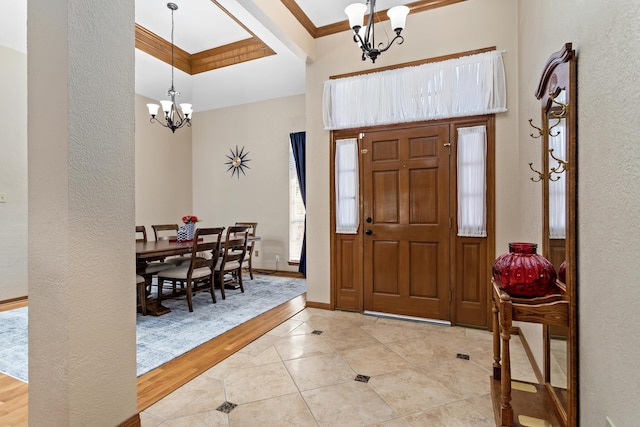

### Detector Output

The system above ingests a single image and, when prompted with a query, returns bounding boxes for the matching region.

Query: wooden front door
[362,124,451,320]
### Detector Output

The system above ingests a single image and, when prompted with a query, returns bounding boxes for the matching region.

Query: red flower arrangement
[182,215,201,224]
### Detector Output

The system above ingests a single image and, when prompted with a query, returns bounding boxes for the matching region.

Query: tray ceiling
[0,0,464,111]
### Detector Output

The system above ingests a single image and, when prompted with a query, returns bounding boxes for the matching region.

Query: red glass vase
[492,242,556,297]
[558,260,567,283]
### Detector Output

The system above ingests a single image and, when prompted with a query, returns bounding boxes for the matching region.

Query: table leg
[143,300,171,316]
[138,278,148,316]
[499,302,514,427]
[492,299,501,379]
[149,277,171,316]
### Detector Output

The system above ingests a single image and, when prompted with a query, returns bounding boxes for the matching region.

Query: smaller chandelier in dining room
[146,3,193,133]
[345,0,410,64]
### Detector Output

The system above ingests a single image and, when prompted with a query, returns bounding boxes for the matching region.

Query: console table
[490,279,569,426]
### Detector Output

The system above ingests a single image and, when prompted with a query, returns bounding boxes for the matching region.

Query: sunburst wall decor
[225,145,251,178]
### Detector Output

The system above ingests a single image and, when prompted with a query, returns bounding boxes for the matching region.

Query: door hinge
[449,288,452,303]
[449,217,452,229]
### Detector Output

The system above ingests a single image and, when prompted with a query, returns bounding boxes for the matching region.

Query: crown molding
[281,0,466,39]
[191,37,276,74]
[135,24,192,74]
[135,1,464,73]
[135,25,275,75]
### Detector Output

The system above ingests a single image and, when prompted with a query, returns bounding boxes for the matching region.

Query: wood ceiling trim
[280,0,318,37]
[135,1,466,75]
[210,0,255,35]
[191,37,276,73]
[135,24,192,75]
[135,25,276,75]
[409,0,466,14]
[281,0,467,39]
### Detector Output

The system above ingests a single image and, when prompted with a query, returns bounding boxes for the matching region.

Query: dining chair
[136,225,174,271]
[234,221,258,279]
[136,225,148,243]
[156,227,225,312]
[136,225,175,315]
[152,223,178,240]
[215,225,250,300]
[152,223,191,266]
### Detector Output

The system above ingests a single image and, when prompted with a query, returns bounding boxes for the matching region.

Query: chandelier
[345,0,409,64]
[146,3,192,133]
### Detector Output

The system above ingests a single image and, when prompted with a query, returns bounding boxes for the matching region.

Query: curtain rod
[329,46,499,80]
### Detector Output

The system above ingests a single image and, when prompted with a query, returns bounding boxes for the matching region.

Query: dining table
[136,236,261,315]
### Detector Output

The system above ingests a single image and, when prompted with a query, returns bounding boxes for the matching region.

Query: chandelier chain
[170,6,175,90]
[146,2,192,133]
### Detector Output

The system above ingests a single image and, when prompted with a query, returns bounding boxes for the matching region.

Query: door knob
[366,217,372,223]
[365,229,373,235]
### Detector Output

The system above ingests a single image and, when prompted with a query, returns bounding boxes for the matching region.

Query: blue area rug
[0,307,28,382]
[0,275,306,382]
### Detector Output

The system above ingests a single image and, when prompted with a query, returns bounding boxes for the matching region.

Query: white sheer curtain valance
[457,125,487,237]
[335,138,360,234]
[323,50,507,130]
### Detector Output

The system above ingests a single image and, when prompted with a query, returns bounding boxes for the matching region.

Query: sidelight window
[457,125,487,237]
[335,138,359,234]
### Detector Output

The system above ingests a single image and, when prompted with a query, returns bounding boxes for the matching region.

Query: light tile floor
[141,308,538,426]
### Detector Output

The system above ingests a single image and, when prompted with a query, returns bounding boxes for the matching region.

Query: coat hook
[549,92,568,118]
[546,92,568,137]
[548,118,562,137]
[529,149,568,183]
[528,162,545,182]
[549,148,568,178]
[548,172,562,181]
[528,119,543,138]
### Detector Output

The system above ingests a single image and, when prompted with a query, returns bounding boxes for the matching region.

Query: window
[457,125,487,237]
[289,145,305,262]
[335,138,359,234]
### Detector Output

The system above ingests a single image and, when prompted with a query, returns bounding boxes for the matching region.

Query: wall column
[28,0,137,425]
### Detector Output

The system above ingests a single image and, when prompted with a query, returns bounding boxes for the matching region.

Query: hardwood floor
[0,298,27,313]
[0,292,307,425]
[0,374,28,426]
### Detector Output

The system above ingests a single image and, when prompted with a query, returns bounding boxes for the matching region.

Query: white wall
[0,46,28,300]
[518,0,640,425]
[305,0,520,304]
[191,94,305,272]
[135,93,193,231]
[0,75,194,303]
[28,0,137,423]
